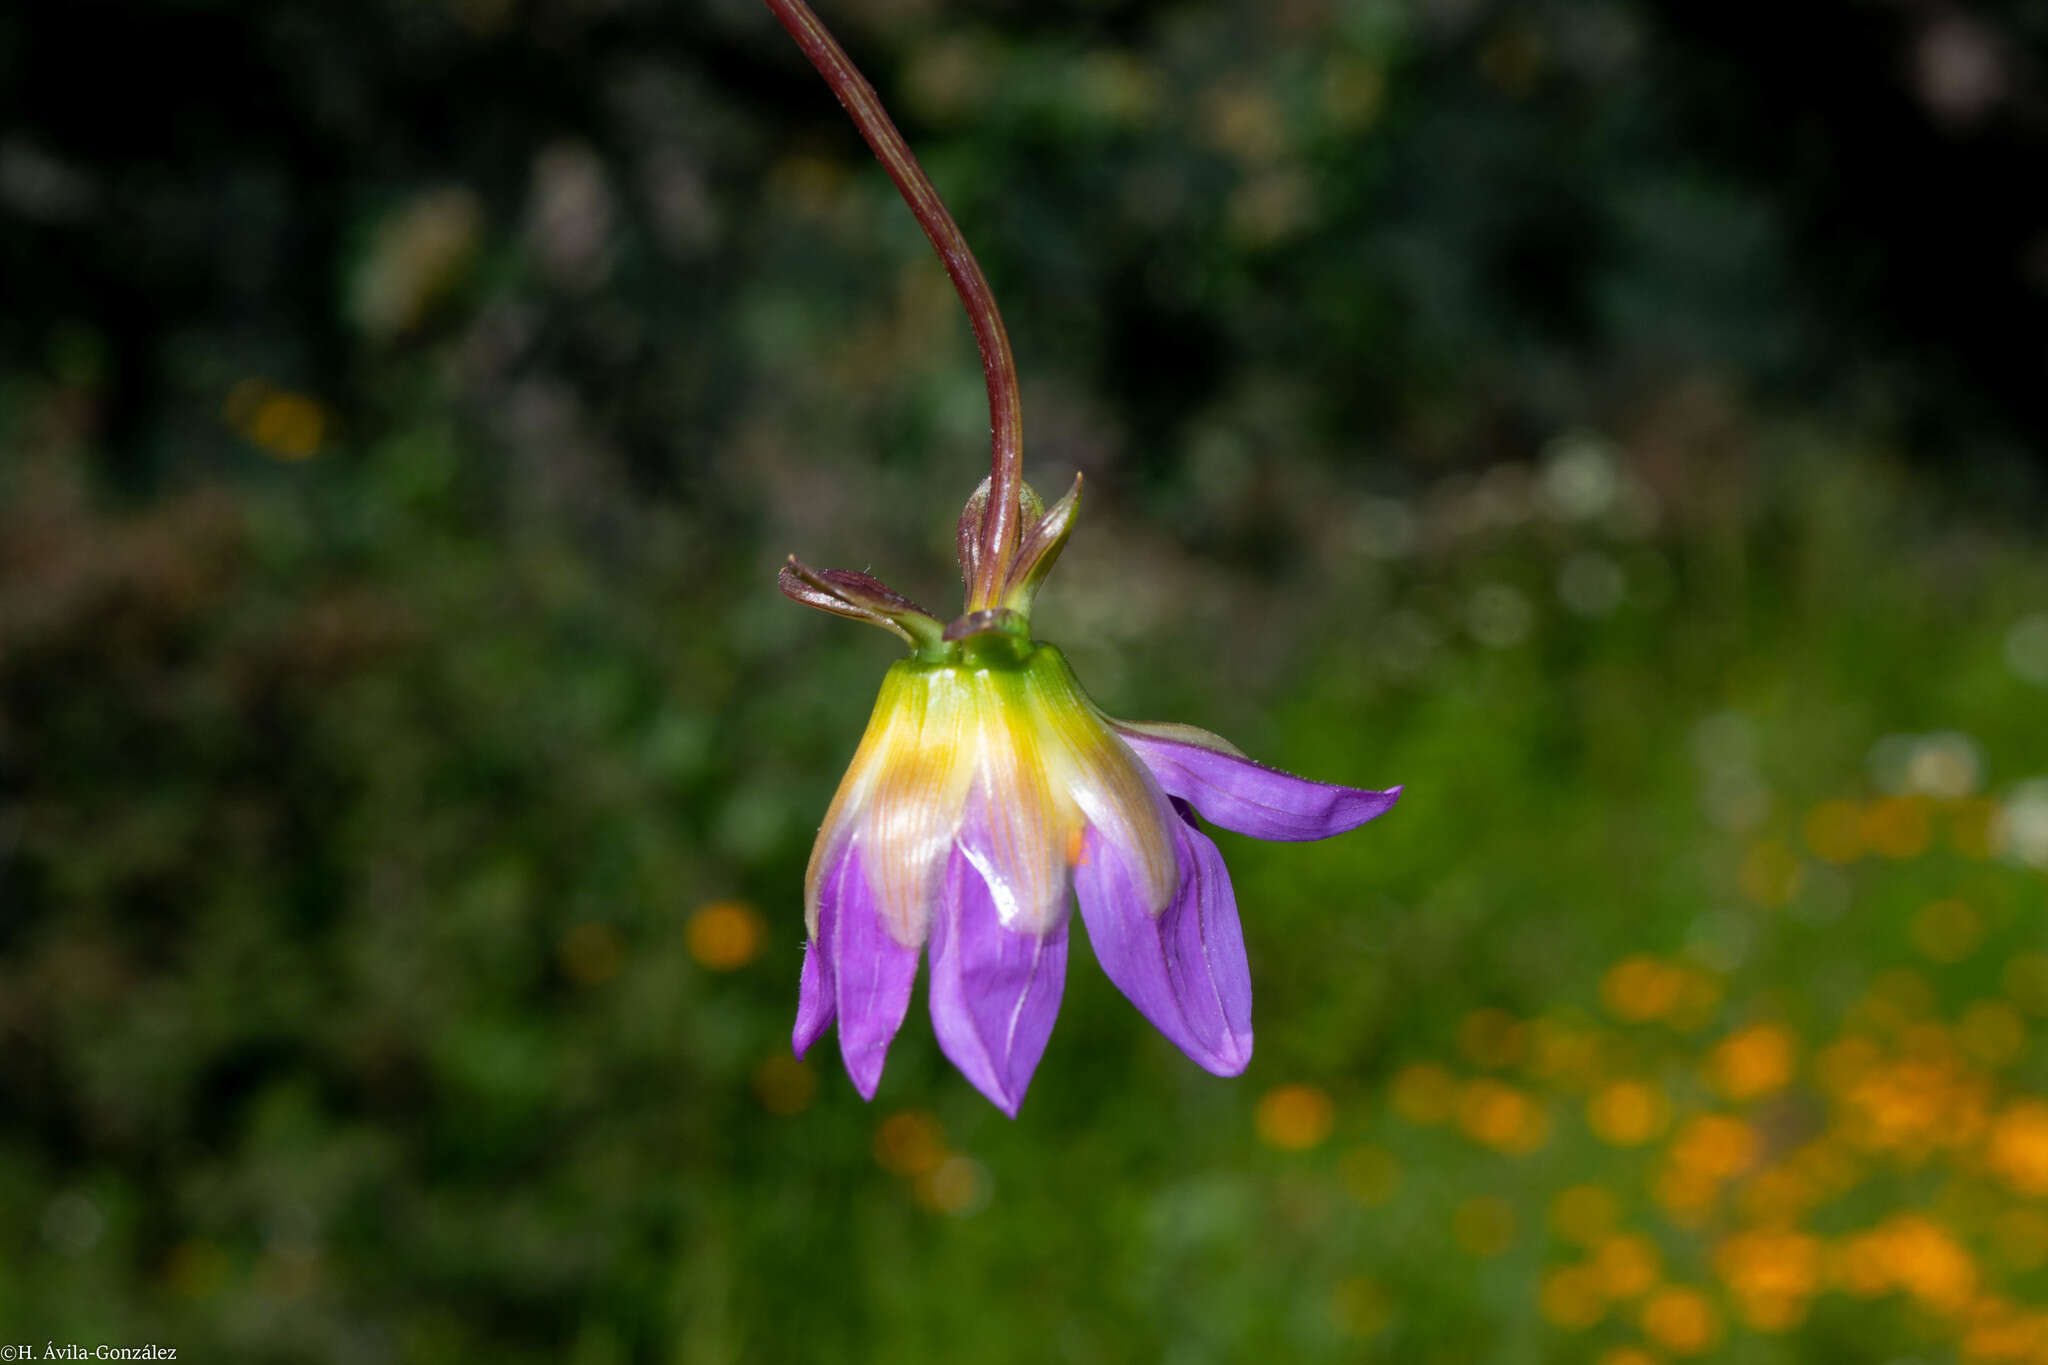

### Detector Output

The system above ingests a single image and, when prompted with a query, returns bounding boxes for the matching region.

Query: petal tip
[978,1080,1027,1119]
[1118,729,1402,841]
[793,940,837,1058]
[928,849,1068,1118]
[1078,819,1257,1083]
[1195,1032,1253,1077]
[841,1041,889,1100]
[818,845,920,1104]
[947,1053,1035,1117]
[1335,783,1403,831]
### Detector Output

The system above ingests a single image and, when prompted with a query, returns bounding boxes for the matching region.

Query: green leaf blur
[5,2,2048,1363]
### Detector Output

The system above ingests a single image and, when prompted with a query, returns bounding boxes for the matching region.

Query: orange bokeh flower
[1708,1023,1796,1101]
[1589,1080,1670,1146]
[1987,1099,2048,1197]
[1458,1078,1549,1153]
[1640,1286,1721,1355]
[1256,1083,1336,1151]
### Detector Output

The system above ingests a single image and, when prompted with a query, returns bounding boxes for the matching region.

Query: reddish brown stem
[762,0,1022,609]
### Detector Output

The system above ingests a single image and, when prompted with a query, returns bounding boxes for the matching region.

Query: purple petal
[1114,726,1401,842]
[928,848,1068,1117]
[811,842,921,1099]
[792,933,835,1059]
[1075,816,1253,1076]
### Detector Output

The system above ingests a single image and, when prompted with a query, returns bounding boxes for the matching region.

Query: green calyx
[893,638,1085,710]
[915,616,1034,668]
[781,469,1085,661]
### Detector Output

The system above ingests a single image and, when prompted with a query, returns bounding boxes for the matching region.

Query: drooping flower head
[764,0,1400,1115]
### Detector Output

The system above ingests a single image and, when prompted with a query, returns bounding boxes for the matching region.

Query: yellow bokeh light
[1910,898,1983,964]
[1539,1264,1606,1329]
[1835,1215,1979,1313]
[687,900,765,971]
[1255,1083,1335,1151]
[1588,1080,1670,1146]
[913,1155,991,1216]
[1458,1007,1529,1068]
[1861,796,1933,859]
[1830,1231,1893,1298]
[1715,1229,1821,1332]
[1594,1350,1660,1365]
[1738,1164,1820,1227]
[1803,799,1864,863]
[1550,1184,1619,1246]
[1837,1051,1989,1157]
[1888,1217,1979,1313]
[225,379,331,461]
[1988,1100,2048,1197]
[1603,956,1685,1022]
[1959,1301,2048,1364]
[1452,1196,1516,1257]
[250,393,327,460]
[873,1110,947,1177]
[1708,1023,1796,1101]
[1640,1286,1721,1355]
[1670,1114,1759,1181]
[1739,841,1803,908]
[1390,1062,1459,1125]
[1735,1293,1808,1333]
[1595,1234,1663,1298]
[1457,1078,1548,1154]
[1528,1017,1607,1089]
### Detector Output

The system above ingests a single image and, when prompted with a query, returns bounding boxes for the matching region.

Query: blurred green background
[6,0,2048,1361]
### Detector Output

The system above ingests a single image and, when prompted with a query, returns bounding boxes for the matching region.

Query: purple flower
[781,481,1400,1116]
[761,0,1400,1115]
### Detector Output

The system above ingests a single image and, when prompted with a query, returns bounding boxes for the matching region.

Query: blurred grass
[7,1,2048,1361]
[5,409,2048,1363]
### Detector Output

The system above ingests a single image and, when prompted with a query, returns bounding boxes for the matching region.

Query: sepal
[957,475,1044,596]
[779,556,945,650]
[1001,473,1082,615]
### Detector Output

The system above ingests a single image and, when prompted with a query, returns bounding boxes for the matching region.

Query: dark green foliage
[5,2,2048,1361]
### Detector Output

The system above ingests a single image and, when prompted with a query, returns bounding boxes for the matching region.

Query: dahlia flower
[764,0,1400,1115]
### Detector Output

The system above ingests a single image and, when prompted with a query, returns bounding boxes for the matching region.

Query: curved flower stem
[763,0,1023,609]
